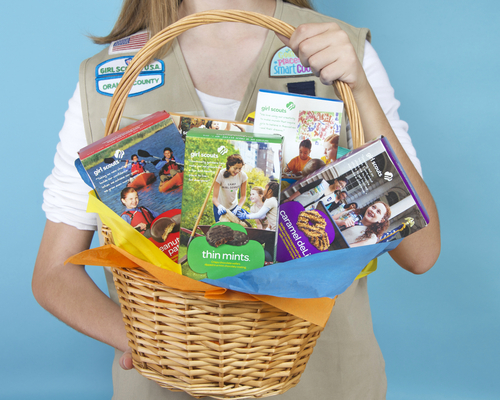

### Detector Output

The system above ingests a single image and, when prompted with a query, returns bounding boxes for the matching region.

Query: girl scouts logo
[95,56,165,97]
[270,46,313,77]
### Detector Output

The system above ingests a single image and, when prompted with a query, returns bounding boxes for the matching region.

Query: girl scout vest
[79,0,370,148]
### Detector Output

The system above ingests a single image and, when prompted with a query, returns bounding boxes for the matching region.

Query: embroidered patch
[95,57,165,97]
[96,74,164,97]
[96,57,164,77]
[108,31,150,55]
[270,46,313,77]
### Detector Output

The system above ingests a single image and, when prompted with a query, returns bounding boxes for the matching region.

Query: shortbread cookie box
[179,128,283,280]
[277,136,429,262]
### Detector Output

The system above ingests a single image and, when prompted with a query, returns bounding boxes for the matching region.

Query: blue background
[1,0,498,399]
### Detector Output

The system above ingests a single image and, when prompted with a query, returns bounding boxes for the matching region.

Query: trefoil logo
[218,146,228,155]
[114,149,125,159]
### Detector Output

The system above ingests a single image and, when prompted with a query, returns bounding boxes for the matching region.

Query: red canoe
[127,172,156,190]
[159,172,183,193]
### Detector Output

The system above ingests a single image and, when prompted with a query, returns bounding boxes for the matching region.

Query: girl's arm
[282,24,440,274]
[212,181,221,208]
[212,181,227,215]
[239,206,271,220]
[238,180,248,208]
[332,209,350,221]
[155,160,166,170]
[32,220,132,368]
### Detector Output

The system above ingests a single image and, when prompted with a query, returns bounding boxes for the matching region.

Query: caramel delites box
[277,136,429,262]
[77,111,185,261]
[179,128,283,280]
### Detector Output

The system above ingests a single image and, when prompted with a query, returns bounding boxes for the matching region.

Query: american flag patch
[109,31,150,55]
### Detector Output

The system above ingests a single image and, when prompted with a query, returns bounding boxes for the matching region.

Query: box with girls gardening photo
[76,111,185,261]
[276,136,429,262]
[179,128,283,280]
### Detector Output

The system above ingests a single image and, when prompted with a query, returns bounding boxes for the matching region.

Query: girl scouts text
[93,160,120,176]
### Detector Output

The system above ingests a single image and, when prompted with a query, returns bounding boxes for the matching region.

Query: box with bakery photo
[276,136,429,262]
[167,112,254,141]
[253,89,343,183]
[178,128,283,280]
[77,111,185,261]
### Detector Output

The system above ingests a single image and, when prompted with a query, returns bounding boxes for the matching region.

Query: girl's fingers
[119,348,133,370]
[280,22,366,90]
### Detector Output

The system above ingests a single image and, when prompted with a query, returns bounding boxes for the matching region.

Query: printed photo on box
[78,112,185,261]
[179,129,283,280]
[277,137,429,262]
[253,90,343,183]
[168,112,253,141]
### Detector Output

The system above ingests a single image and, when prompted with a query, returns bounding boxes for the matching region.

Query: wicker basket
[102,10,365,399]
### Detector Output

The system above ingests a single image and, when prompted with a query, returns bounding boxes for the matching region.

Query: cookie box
[77,111,185,261]
[179,128,283,280]
[277,136,429,262]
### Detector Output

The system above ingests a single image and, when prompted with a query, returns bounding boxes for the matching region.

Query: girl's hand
[119,348,133,370]
[335,216,354,228]
[217,205,227,216]
[277,23,369,95]
[343,217,355,228]
[134,222,147,231]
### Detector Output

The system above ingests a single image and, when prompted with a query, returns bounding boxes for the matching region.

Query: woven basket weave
[102,10,365,399]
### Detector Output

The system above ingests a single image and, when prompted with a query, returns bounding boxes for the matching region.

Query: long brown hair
[223,154,245,178]
[354,201,391,241]
[91,0,314,45]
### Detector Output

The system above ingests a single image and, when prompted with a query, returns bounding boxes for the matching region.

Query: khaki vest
[79,2,385,399]
[79,0,370,149]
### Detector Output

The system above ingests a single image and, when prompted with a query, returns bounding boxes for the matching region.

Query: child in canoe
[120,187,159,238]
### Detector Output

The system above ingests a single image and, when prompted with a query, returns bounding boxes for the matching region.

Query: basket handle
[104,10,365,148]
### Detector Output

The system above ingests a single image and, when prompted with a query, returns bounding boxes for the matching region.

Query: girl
[212,154,248,222]
[334,201,391,247]
[33,1,440,398]
[155,147,179,182]
[237,181,280,231]
[120,187,159,237]
[124,154,146,176]
[284,138,312,176]
[249,186,268,229]
[321,133,340,165]
[155,147,180,182]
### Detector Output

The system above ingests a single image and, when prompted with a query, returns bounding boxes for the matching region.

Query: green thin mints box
[179,128,284,280]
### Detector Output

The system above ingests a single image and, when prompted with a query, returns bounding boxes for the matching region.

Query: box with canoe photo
[77,111,185,261]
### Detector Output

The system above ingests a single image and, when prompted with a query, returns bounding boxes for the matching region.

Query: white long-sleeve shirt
[42,41,422,231]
